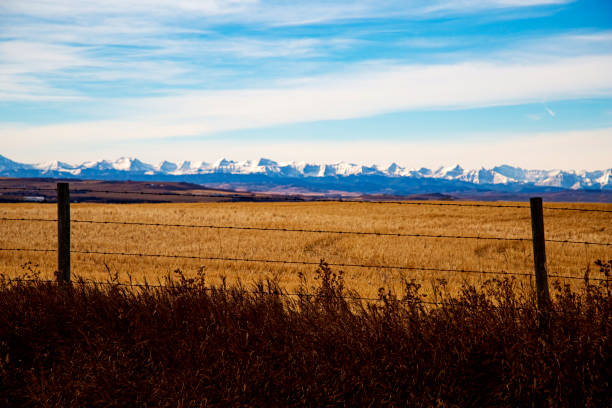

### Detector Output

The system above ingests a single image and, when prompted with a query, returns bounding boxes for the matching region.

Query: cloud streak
[1,0,572,25]
[0,1,600,103]
[2,54,611,143]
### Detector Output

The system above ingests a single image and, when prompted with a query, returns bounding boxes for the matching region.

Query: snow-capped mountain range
[1,154,610,193]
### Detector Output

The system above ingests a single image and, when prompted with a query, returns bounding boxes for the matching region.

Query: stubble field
[1,201,610,298]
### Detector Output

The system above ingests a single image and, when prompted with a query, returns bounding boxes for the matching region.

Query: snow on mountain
[178,160,206,173]
[116,157,155,173]
[0,154,33,172]
[157,160,178,173]
[35,160,81,175]
[386,163,401,176]
[435,165,465,179]
[596,169,611,188]
[81,159,114,171]
[257,158,277,167]
[35,160,76,171]
[0,154,610,190]
[73,157,154,175]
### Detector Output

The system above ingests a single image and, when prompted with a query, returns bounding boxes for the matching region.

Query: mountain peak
[213,158,232,167]
[257,158,278,167]
[0,154,610,192]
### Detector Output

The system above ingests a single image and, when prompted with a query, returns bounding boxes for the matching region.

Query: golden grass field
[1,201,610,298]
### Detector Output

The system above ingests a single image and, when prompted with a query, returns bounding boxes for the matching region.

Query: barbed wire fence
[1,183,610,315]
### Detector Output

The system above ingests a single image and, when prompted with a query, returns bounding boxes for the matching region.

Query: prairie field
[0,201,610,298]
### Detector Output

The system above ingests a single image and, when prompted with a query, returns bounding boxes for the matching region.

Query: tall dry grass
[0,262,610,407]
[0,201,610,297]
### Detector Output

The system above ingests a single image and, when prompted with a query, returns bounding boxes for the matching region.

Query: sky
[1,0,611,170]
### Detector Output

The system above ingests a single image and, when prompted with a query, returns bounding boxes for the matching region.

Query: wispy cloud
[0,39,198,100]
[0,0,594,103]
[3,54,611,142]
[419,0,572,15]
[1,0,573,26]
[0,41,91,100]
[4,19,612,102]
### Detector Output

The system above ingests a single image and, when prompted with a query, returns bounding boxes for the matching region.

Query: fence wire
[0,247,607,282]
[70,218,536,242]
[1,216,610,246]
[0,186,58,193]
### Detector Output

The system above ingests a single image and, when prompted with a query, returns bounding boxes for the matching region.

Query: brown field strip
[1,201,610,298]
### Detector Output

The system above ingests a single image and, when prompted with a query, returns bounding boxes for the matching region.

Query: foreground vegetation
[1,261,610,407]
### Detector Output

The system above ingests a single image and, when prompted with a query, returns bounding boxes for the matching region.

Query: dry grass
[1,201,610,297]
[1,272,611,406]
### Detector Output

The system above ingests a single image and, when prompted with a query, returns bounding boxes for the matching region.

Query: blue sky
[1,0,611,169]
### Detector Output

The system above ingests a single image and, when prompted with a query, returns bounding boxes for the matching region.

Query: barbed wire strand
[1,216,610,246]
[71,218,533,242]
[546,238,612,246]
[0,186,236,198]
[0,187,58,194]
[0,247,55,253]
[73,249,537,278]
[0,217,58,223]
[1,246,607,281]
[543,206,612,213]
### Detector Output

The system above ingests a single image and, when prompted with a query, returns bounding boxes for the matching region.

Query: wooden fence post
[530,197,550,325]
[57,182,70,284]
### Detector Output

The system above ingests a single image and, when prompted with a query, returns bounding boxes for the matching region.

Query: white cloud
[0,0,600,104]
[2,54,611,139]
[418,0,571,15]
[0,41,90,99]
[1,0,258,19]
[0,39,197,100]
[0,41,91,73]
[0,41,90,100]
[1,0,573,26]
[564,31,612,43]
[0,32,360,101]
[169,37,357,59]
